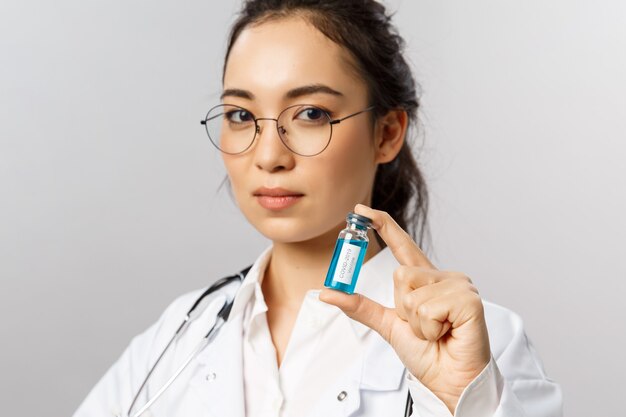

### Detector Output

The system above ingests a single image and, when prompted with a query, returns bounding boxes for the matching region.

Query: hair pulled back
[223,0,430,249]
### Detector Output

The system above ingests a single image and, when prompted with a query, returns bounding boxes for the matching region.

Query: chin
[245,210,340,244]
[253,216,318,243]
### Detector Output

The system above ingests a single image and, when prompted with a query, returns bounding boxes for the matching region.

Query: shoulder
[140,276,240,349]
[154,275,243,333]
[128,287,209,357]
[482,299,550,380]
[153,287,208,328]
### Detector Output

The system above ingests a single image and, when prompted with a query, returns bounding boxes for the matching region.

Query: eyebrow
[285,84,344,99]
[220,88,253,100]
[220,84,344,100]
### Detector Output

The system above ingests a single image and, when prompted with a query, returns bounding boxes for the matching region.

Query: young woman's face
[221,17,381,243]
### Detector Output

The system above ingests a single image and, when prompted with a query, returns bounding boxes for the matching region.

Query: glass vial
[324,212,373,294]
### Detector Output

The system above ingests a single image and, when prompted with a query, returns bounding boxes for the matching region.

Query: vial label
[333,241,362,285]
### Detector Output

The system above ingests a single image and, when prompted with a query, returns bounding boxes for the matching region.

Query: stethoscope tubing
[126,270,247,417]
[129,305,229,417]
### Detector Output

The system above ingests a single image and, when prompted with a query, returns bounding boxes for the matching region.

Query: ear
[373,109,408,164]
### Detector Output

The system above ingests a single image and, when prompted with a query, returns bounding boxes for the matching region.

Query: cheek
[312,124,378,199]
[218,122,378,243]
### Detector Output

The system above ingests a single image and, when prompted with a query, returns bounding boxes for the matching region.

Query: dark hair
[223,0,431,250]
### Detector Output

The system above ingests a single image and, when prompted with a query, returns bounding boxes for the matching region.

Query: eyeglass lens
[203,104,332,156]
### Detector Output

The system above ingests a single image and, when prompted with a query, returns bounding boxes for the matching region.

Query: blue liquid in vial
[324,239,369,294]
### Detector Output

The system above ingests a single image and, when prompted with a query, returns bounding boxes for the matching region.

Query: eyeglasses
[200,104,375,156]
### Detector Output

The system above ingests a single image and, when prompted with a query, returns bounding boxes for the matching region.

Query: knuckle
[467,283,480,294]
[467,291,484,310]
[456,279,477,293]
[417,303,430,318]
[402,293,415,311]
[393,265,411,285]
[425,271,439,285]
[447,271,471,283]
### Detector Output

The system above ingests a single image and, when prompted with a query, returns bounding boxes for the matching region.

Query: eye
[294,106,328,122]
[225,109,254,124]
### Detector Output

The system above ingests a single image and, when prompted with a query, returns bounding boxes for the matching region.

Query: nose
[252,119,296,173]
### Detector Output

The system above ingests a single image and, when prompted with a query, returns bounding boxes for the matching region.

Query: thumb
[319,288,394,342]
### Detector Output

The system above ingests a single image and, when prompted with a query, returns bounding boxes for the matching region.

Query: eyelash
[221,104,336,119]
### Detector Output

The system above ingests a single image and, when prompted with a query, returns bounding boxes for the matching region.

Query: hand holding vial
[319,204,492,415]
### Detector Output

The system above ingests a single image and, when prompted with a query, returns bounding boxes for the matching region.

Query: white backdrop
[1,1,624,416]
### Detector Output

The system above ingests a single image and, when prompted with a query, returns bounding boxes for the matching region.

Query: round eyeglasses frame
[200,104,376,157]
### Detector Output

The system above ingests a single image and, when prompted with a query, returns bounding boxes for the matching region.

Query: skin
[221,16,491,414]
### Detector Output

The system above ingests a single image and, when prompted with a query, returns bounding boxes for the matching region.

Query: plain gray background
[1,0,624,416]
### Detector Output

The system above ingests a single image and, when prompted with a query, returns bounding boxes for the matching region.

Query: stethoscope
[124,266,414,417]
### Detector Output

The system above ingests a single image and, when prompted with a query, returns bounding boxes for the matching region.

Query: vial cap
[346,212,372,229]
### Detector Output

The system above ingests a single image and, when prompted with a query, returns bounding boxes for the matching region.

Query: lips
[253,187,304,210]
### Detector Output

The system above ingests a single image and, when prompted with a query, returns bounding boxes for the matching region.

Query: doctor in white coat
[74,1,563,416]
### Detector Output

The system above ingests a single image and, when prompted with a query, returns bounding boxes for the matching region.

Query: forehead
[223,16,368,104]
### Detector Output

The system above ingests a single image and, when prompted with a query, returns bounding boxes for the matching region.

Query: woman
[74,1,563,416]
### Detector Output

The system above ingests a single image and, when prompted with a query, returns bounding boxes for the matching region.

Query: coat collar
[228,244,400,338]
[187,245,405,417]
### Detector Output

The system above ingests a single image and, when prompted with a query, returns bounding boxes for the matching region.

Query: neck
[261,225,382,309]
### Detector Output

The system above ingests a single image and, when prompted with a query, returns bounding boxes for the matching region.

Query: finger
[401,277,473,339]
[419,310,452,342]
[319,288,395,343]
[413,291,484,342]
[394,266,476,320]
[393,266,443,320]
[402,274,476,313]
[355,204,436,269]
[393,266,412,321]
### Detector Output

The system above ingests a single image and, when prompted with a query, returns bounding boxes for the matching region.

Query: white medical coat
[73,246,563,417]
